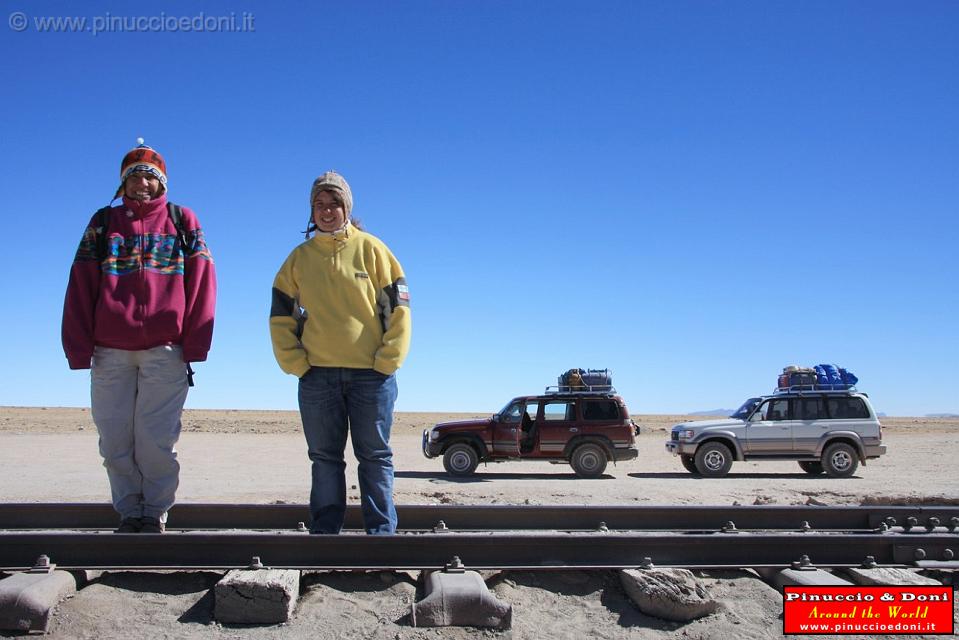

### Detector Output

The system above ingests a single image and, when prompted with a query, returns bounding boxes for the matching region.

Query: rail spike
[792,555,815,571]
[444,556,466,573]
[28,555,55,574]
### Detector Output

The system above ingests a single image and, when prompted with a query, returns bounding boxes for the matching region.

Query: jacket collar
[121,194,168,220]
[311,221,355,244]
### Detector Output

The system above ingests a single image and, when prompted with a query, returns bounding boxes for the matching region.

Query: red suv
[422,390,639,477]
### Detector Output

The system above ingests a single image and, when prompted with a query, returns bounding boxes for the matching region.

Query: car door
[491,401,522,456]
[581,398,627,444]
[745,398,793,453]
[792,395,827,454]
[535,399,576,456]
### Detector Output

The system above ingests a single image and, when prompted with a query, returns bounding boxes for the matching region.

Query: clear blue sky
[1,1,956,416]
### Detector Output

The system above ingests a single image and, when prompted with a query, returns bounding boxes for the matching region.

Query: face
[312,190,347,232]
[124,171,161,202]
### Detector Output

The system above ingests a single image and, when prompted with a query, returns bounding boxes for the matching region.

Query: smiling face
[123,171,162,202]
[312,190,347,232]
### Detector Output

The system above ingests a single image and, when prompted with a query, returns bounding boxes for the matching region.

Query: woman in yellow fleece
[270,171,411,534]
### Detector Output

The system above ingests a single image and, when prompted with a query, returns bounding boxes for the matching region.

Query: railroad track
[2,504,957,571]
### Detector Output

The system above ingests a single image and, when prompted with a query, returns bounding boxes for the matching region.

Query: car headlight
[429,429,439,441]
[680,430,695,440]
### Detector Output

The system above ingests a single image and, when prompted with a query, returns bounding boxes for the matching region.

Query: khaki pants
[91,345,189,522]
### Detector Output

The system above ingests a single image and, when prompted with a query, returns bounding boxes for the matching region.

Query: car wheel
[798,461,824,475]
[694,442,733,477]
[822,442,859,478]
[681,455,698,474]
[442,443,479,476]
[570,442,608,478]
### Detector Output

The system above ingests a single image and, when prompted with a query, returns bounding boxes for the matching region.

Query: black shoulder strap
[93,206,113,262]
[167,203,193,257]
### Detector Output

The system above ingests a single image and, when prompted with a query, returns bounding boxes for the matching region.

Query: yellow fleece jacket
[270,223,411,377]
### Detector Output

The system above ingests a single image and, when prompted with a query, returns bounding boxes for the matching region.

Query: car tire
[570,442,608,478]
[798,461,824,475]
[681,455,699,474]
[821,442,859,478]
[694,442,733,477]
[442,443,479,476]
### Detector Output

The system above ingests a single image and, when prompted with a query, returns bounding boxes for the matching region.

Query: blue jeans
[298,367,398,534]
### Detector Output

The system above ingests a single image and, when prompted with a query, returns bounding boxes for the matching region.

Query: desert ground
[1,407,957,639]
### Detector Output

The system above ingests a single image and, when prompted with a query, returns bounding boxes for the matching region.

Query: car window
[524,401,537,421]
[757,398,790,421]
[502,403,524,423]
[732,397,761,419]
[797,397,826,420]
[827,397,870,419]
[543,401,574,421]
[582,400,619,421]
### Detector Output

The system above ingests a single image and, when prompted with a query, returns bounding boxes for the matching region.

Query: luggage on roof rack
[778,368,817,390]
[775,363,859,393]
[553,368,614,393]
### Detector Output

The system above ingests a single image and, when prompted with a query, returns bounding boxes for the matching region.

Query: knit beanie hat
[310,171,353,216]
[116,138,167,197]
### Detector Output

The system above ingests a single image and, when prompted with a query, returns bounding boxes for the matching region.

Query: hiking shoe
[140,517,165,534]
[115,517,142,533]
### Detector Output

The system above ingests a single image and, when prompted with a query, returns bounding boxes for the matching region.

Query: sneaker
[115,517,142,533]
[139,517,165,534]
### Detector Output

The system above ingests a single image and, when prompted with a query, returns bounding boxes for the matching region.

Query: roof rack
[544,384,617,396]
[773,384,858,395]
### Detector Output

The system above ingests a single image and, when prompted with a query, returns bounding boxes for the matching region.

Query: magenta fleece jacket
[61,194,217,369]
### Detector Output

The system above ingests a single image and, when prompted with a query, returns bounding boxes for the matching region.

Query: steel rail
[2,503,958,532]
[1,530,956,572]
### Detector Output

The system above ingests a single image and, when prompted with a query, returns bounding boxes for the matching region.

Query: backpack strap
[93,206,113,263]
[167,203,194,258]
[169,203,198,388]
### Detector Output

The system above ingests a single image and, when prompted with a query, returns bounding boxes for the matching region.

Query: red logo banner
[783,586,954,635]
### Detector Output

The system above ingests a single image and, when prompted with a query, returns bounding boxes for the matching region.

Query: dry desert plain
[1,406,957,639]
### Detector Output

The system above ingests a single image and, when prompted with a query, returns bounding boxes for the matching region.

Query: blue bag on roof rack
[815,364,858,389]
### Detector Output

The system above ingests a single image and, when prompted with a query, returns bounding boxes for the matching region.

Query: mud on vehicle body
[423,390,639,478]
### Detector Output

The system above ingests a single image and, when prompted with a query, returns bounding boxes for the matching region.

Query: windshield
[731,397,762,420]
[494,399,518,420]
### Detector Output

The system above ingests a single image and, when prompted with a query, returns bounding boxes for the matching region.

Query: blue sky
[1,1,956,416]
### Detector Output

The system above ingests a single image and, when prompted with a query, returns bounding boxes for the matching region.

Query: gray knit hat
[310,171,353,217]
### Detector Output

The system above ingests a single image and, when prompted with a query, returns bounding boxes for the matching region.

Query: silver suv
[665,388,886,477]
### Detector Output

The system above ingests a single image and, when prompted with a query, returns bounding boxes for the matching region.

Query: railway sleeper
[411,558,512,629]
[0,556,76,633]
